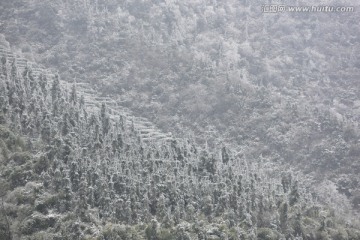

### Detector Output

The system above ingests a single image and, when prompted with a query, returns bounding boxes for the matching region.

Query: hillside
[0,0,359,212]
[1,47,360,239]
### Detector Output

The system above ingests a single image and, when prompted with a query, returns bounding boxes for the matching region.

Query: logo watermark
[261,5,355,13]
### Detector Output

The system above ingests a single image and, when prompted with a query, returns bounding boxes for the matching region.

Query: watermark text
[261,5,355,13]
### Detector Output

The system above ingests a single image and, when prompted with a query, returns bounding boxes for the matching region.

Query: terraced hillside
[1,0,359,213]
[1,47,360,239]
[1,45,173,145]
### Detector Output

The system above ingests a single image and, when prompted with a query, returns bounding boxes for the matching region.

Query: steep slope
[0,0,359,211]
[0,45,172,144]
[1,47,360,239]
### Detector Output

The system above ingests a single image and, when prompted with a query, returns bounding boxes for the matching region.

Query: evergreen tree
[1,56,7,80]
[51,74,61,104]
[41,114,51,143]
[70,81,77,105]
[38,73,48,98]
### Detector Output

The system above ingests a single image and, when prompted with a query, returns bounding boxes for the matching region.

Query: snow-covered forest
[0,0,359,239]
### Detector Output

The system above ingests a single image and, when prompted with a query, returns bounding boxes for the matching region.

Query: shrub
[35,195,58,214]
[347,228,360,240]
[329,227,348,240]
[14,136,26,150]
[12,186,35,205]
[0,179,10,197]
[102,223,131,240]
[0,126,17,151]
[20,213,56,235]
[11,152,31,165]
[0,125,12,139]
[33,155,49,174]
[228,227,240,240]
[257,228,280,240]
[157,228,175,240]
[9,167,32,188]
[0,139,9,161]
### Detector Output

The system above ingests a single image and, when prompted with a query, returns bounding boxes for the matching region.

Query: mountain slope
[0,0,359,211]
[1,47,360,239]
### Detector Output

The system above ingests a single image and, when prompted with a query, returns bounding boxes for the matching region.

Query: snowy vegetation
[0,0,360,239]
[1,0,359,210]
[0,46,360,239]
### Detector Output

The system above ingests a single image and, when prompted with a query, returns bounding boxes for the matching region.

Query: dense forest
[0,0,360,239]
[0,45,359,239]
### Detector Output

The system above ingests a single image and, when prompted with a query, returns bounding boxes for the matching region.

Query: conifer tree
[1,56,7,80]
[10,60,17,84]
[70,81,77,105]
[41,114,51,143]
[38,73,48,98]
[51,74,61,104]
